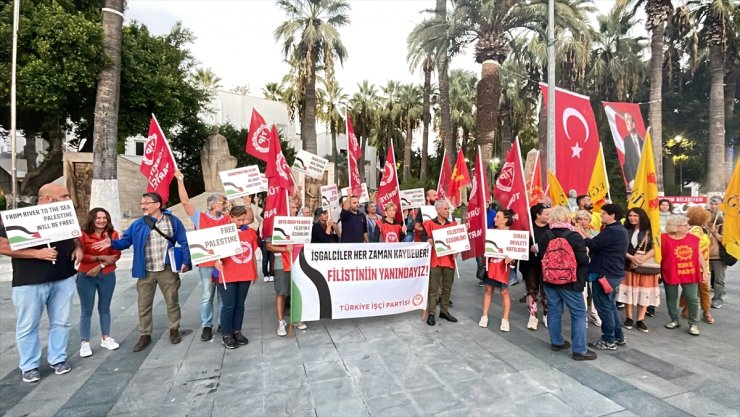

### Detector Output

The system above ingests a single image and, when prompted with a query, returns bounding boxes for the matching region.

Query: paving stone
[664,391,739,417]
[311,377,369,417]
[356,370,403,400]
[520,368,624,416]
[610,389,693,417]
[612,349,693,380]
[407,385,463,415]
[513,392,577,416]
[263,364,308,392]
[304,360,349,382]
[365,392,420,415]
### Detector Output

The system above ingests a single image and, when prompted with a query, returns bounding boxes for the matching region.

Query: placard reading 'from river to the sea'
[0,200,81,250]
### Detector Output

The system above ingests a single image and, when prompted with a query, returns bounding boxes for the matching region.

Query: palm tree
[395,84,424,182]
[319,75,348,185]
[377,80,403,162]
[448,69,477,157]
[274,0,350,156]
[262,82,285,101]
[406,52,434,183]
[350,81,379,183]
[688,0,739,190]
[194,67,222,91]
[90,0,124,227]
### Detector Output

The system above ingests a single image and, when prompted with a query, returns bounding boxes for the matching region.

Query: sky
[126,0,622,97]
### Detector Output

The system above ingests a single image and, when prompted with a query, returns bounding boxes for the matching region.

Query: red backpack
[541,231,578,285]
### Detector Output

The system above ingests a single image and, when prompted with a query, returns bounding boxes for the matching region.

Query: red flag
[377,141,402,223]
[540,84,600,194]
[447,149,471,207]
[602,101,647,190]
[265,125,295,195]
[462,147,489,260]
[437,149,452,202]
[262,184,288,239]
[493,137,532,233]
[140,115,177,204]
[346,112,363,198]
[245,108,271,161]
[528,151,544,207]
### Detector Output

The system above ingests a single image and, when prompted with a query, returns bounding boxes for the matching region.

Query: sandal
[702,314,715,324]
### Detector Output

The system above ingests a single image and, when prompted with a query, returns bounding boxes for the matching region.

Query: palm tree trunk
[303,56,321,203]
[436,0,453,167]
[707,42,725,191]
[477,60,501,183]
[91,0,123,229]
[403,120,413,182]
[648,17,666,191]
[331,119,338,186]
[420,58,432,183]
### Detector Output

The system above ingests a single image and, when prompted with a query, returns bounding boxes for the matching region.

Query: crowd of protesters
[0,177,733,382]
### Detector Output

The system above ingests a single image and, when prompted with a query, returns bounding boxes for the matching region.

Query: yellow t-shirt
[689,225,710,270]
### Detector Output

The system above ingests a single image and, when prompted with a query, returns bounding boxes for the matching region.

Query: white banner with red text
[290,243,432,322]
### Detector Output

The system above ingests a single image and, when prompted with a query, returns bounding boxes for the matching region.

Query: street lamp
[673,135,686,196]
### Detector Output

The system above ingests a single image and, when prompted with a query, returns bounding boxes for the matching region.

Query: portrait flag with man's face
[603,102,647,191]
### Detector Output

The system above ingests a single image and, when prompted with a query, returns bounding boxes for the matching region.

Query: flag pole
[528,150,540,192]
[600,143,612,202]
[9,0,20,208]
[517,137,537,245]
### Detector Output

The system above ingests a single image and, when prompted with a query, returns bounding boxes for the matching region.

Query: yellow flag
[547,170,570,209]
[628,130,661,261]
[588,144,608,212]
[720,159,740,259]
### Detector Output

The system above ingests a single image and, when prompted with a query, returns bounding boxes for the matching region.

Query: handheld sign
[1,201,81,250]
[186,223,242,266]
[292,150,329,180]
[259,174,268,193]
[321,184,339,208]
[431,224,470,256]
[219,166,263,198]
[419,205,437,222]
[484,229,530,261]
[272,216,312,245]
[399,188,425,210]
[341,183,369,203]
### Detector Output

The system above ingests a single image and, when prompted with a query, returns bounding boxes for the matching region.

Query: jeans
[544,286,588,354]
[217,281,251,334]
[199,267,221,328]
[77,271,116,340]
[12,276,76,372]
[261,240,274,277]
[710,260,727,301]
[590,273,624,343]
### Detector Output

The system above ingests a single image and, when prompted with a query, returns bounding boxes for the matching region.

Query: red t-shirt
[79,231,121,274]
[487,257,509,284]
[217,228,259,284]
[423,218,457,269]
[661,233,702,285]
[378,218,404,242]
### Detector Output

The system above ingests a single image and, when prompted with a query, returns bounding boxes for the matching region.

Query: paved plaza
[0,255,738,417]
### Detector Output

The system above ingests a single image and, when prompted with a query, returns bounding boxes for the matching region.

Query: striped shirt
[145,215,173,272]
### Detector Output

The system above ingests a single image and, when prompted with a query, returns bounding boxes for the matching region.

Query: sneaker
[296,322,308,330]
[478,315,489,328]
[500,319,510,332]
[100,337,120,351]
[646,306,656,317]
[617,302,625,310]
[527,315,538,331]
[590,312,602,327]
[588,340,617,351]
[636,321,649,333]
[80,341,93,358]
[264,275,270,282]
[623,318,634,330]
[200,326,213,341]
[572,350,597,361]
[542,315,548,329]
[477,281,484,287]
[615,338,627,346]
[22,368,40,383]
[277,320,287,337]
[51,362,71,375]
[688,324,700,336]
[711,299,723,309]
[222,335,238,349]
[269,276,275,282]
[233,332,248,345]
[665,321,681,329]
[551,340,571,351]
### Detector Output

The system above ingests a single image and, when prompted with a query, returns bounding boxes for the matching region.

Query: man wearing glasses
[93,192,191,352]
[175,170,230,342]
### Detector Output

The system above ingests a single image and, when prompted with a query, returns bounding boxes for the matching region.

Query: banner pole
[221,269,227,290]
[600,143,612,202]
[288,247,294,338]
[48,243,56,265]
[453,257,460,280]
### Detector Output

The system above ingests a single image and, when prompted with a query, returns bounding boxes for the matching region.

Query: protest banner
[292,150,329,180]
[290,242,431,321]
[484,229,530,261]
[399,188,425,210]
[219,166,263,198]
[419,205,437,222]
[272,216,313,245]
[321,184,339,208]
[341,183,369,203]
[1,201,81,250]
[186,223,242,266]
[260,174,268,192]
[663,196,708,214]
[431,224,470,256]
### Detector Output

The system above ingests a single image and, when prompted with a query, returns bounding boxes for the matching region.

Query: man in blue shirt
[339,196,368,243]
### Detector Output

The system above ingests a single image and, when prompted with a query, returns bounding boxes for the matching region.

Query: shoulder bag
[630,233,661,275]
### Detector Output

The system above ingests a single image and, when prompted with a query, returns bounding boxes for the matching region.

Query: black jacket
[538,228,589,292]
[586,222,628,279]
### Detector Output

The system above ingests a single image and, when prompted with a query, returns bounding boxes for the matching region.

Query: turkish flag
[493,138,532,233]
[346,112,363,198]
[377,141,402,223]
[462,147,489,260]
[262,183,288,239]
[245,108,271,161]
[528,151,544,207]
[540,84,600,194]
[265,125,295,195]
[140,115,177,204]
[437,149,452,202]
[447,149,471,207]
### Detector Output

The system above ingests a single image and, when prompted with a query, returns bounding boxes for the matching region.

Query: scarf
[549,222,575,231]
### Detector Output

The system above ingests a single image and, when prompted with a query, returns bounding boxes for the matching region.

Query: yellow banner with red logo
[628,130,661,262]
[721,159,740,259]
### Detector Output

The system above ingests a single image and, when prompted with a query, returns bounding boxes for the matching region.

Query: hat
[314,207,328,217]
